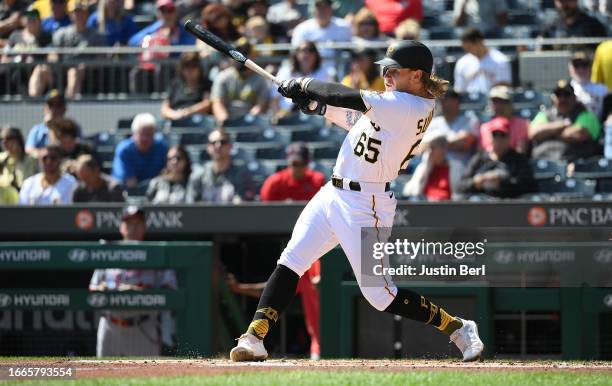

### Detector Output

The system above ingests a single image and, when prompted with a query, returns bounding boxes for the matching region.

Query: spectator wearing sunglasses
[18,144,77,205]
[529,80,602,161]
[187,129,255,203]
[568,51,609,121]
[146,145,192,204]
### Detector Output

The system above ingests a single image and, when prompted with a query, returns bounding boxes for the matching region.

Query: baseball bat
[184,19,281,86]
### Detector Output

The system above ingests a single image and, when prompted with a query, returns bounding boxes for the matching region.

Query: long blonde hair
[421,72,450,98]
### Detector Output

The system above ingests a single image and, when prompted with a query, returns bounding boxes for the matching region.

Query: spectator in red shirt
[259,142,325,360]
[364,0,422,35]
[479,85,529,154]
[260,142,325,202]
[403,129,464,201]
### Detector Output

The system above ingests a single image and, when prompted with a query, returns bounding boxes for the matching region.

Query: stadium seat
[529,159,567,180]
[512,89,543,106]
[223,115,266,131]
[515,107,540,120]
[596,179,612,193]
[427,26,456,40]
[117,117,134,129]
[168,130,209,146]
[537,177,596,197]
[310,160,335,179]
[255,144,287,160]
[85,132,116,148]
[571,157,612,179]
[234,128,284,143]
[170,114,215,130]
[230,145,255,163]
[312,144,340,160]
[507,11,538,25]
[97,149,115,173]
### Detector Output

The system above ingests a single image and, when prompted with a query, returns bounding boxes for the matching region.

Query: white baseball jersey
[328,90,436,183]
[278,89,436,312]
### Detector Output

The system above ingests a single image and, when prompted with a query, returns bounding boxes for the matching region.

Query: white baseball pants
[278,181,398,311]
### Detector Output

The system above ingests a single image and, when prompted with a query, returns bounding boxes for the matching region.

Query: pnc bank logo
[75,210,94,230]
[528,206,547,227]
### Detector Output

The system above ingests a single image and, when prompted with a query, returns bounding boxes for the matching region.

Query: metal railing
[1,37,609,100]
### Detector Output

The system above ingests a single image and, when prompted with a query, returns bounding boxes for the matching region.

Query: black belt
[331,176,391,192]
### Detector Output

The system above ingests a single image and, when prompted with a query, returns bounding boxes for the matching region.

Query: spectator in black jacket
[458,118,535,198]
[539,0,608,50]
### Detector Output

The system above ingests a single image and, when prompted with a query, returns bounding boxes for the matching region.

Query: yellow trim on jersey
[371,195,395,299]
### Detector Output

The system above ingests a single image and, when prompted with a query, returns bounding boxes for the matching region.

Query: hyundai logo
[604,294,612,309]
[594,249,612,264]
[494,250,514,264]
[87,293,108,308]
[68,249,89,263]
[0,294,11,307]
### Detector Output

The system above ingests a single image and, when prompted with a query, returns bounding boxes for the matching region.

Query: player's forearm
[303,80,368,113]
[324,105,361,131]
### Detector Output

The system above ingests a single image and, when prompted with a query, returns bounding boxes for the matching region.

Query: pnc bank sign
[75,210,184,231]
[528,206,612,227]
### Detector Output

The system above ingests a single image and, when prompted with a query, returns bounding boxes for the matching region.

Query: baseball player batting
[230,40,485,362]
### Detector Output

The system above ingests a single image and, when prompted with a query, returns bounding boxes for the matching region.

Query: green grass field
[1,357,610,386]
[3,371,611,386]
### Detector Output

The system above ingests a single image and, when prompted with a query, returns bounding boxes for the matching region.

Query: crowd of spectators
[0,0,611,205]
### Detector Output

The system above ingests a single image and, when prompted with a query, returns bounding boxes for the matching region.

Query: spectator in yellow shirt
[592,40,612,92]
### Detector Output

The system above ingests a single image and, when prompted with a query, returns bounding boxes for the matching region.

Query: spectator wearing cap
[272,41,332,117]
[260,142,326,202]
[18,144,77,204]
[479,85,529,154]
[529,80,602,161]
[341,48,384,92]
[458,123,535,199]
[111,113,168,189]
[0,0,27,39]
[86,0,137,46]
[403,129,465,201]
[454,28,511,95]
[351,7,388,44]
[425,90,480,166]
[187,129,255,202]
[73,154,125,202]
[210,38,270,124]
[89,206,177,357]
[568,51,609,120]
[291,0,352,78]
[146,145,191,204]
[0,126,38,190]
[41,0,71,35]
[364,0,423,36]
[2,5,52,97]
[128,0,195,47]
[539,0,607,49]
[25,90,81,155]
[47,117,96,175]
[592,40,612,93]
[161,51,212,121]
[453,0,508,39]
[50,0,107,98]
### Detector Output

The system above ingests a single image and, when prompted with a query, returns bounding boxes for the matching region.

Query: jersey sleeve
[360,90,412,131]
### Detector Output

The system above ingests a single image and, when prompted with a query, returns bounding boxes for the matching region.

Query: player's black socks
[384,288,463,335]
[246,264,299,340]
